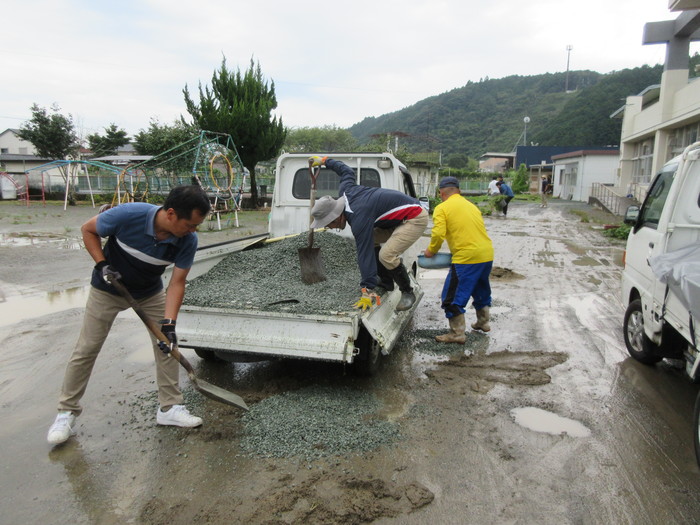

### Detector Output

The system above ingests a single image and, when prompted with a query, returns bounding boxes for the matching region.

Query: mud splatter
[491,266,525,280]
[425,350,568,394]
[245,472,434,524]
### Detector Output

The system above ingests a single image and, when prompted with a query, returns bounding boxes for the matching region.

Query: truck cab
[269,153,420,238]
[621,143,700,375]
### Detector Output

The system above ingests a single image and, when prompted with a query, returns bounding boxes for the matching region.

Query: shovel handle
[308,161,320,247]
[107,277,197,379]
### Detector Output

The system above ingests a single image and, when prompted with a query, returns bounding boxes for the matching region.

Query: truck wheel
[694,390,700,468]
[354,329,381,376]
[194,348,224,362]
[623,299,662,365]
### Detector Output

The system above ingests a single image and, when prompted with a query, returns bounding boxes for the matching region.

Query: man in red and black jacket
[308,156,428,312]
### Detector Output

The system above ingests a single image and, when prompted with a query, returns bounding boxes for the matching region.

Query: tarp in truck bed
[649,243,700,323]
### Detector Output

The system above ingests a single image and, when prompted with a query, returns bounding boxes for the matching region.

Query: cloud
[0,0,685,138]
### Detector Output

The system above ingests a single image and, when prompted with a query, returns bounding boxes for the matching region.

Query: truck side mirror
[623,205,639,225]
[419,196,430,212]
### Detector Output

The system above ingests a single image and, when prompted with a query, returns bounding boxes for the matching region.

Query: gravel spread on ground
[400,328,487,355]
[184,231,366,314]
[239,385,400,460]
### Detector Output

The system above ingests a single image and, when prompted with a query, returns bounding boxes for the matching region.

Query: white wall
[553,154,619,202]
[0,129,36,155]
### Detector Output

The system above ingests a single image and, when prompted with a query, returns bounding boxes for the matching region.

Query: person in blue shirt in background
[496,180,515,217]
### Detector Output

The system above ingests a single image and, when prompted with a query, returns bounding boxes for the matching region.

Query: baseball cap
[310,195,346,229]
[439,176,460,189]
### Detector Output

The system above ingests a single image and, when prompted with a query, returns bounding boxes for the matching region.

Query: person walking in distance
[540,175,552,207]
[46,185,211,446]
[496,180,514,217]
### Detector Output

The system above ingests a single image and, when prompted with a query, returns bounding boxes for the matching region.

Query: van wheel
[694,390,700,468]
[623,299,662,365]
[194,348,224,362]
[354,329,381,376]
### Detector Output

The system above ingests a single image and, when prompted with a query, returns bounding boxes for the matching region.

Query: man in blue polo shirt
[47,185,211,446]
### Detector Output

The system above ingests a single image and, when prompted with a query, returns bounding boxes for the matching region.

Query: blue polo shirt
[91,203,198,299]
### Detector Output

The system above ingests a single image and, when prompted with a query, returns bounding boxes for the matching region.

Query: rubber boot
[471,306,491,332]
[435,314,467,344]
[374,247,394,292]
[388,263,415,312]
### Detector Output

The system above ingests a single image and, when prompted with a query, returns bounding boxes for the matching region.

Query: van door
[627,163,678,334]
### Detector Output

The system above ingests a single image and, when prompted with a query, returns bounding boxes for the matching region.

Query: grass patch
[602,223,631,240]
[570,209,590,223]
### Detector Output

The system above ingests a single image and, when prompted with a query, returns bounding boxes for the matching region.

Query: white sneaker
[156,405,202,428]
[47,411,76,445]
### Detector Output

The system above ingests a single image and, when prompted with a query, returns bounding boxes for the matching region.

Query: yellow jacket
[428,194,494,264]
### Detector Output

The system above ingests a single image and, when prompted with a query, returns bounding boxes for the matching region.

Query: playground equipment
[20,131,248,230]
[0,173,27,202]
[112,165,149,206]
[24,160,124,209]
[125,130,247,230]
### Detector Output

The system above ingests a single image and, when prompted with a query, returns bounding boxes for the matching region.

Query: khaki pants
[373,208,428,270]
[58,286,182,415]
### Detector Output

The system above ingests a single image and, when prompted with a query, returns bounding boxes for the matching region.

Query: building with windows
[614,4,700,204]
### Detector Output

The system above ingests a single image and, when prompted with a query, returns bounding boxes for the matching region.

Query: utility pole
[565,44,573,92]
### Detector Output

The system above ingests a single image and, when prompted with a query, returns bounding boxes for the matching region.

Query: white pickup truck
[174,152,426,375]
[621,142,700,464]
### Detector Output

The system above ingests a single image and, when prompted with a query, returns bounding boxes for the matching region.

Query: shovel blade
[298,247,327,284]
[191,376,249,410]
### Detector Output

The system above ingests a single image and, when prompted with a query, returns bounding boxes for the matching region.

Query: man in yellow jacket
[423,176,494,343]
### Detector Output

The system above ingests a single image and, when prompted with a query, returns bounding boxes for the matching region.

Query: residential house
[515,145,619,194]
[551,149,620,201]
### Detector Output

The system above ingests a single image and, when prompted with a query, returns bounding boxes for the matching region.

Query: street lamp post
[523,116,530,146]
[565,44,573,92]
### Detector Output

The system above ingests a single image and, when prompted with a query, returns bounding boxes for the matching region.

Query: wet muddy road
[1,200,699,524]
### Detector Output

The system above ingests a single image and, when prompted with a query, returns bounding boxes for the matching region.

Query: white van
[621,142,700,463]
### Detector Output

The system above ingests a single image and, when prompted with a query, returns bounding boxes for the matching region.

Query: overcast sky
[0,1,693,139]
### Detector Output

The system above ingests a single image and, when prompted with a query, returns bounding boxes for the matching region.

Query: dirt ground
[1,198,700,524]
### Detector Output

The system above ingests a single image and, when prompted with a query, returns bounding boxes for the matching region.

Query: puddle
[0,232,83,249]
[511,407,591,437]
[0,285,91,326]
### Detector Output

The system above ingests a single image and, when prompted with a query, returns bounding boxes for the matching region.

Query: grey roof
[0,153,51,161]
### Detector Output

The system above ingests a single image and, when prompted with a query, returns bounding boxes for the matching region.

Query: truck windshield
[637,164,677,229]
[292,168,381,199]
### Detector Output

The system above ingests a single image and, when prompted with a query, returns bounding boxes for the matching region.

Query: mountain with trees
[347,64,682,163]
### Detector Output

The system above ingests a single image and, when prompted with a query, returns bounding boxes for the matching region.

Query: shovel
[107,276,248,410]
[298,160,327,284]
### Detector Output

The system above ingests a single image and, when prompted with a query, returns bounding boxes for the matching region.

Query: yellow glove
[353,288,380,311]
[309,156,328,168]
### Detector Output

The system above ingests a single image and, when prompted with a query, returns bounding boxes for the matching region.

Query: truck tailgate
[177,306,361,362]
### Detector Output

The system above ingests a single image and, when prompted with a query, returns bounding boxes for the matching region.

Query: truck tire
[354,328,381,376]
[194,348,225,362]
[623,299,662,365]
[694,390,700,468]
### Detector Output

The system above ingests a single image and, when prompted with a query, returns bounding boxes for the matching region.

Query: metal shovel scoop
[108,276,248,410]
[298,160,327,284]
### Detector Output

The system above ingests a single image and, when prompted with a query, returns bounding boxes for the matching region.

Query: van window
[292,167,381,199]
[637,165,676,229]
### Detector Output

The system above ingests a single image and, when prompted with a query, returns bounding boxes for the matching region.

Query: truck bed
[177,231,423,364]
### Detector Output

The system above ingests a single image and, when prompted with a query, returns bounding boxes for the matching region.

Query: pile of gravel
[184,231,365,314]
[240,385,400,460]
